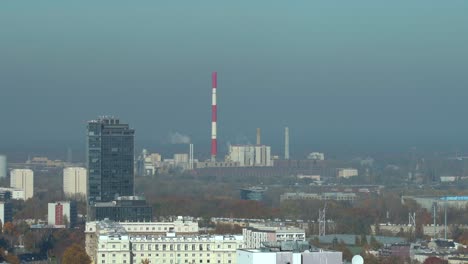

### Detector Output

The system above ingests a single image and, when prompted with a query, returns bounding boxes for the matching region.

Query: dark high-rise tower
[86,117,135,203]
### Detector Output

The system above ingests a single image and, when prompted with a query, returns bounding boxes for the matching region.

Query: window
[199,244,203,251]
[192,244,195,251]
[112,245,116,248]
[112,254,115,257]
[148,244,151,250]
[102,254,105,257]
[170,245,174,251]
[102,261,105,264]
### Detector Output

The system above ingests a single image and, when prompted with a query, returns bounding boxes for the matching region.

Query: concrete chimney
[256,128,261,145]
[285,127,289,160]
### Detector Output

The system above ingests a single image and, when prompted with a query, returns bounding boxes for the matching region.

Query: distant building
[85,217,199,237]
[440,176,457,183]
[237,243,342,264]
[243,224,306,249]
[240,187,266,201]
[0,187,25,200]
[227,145,272,167]
[136,149,161,176]
[87,117,135,204]
[0,201,12,227]
[10,169,34,200]
[47,201,77,228]
[337,168,358,178]
[88,196,152,222]
[280,192,357,203]
[402,196,468,211]
[307,152,325,161]
[0,155,6,178]
[63,167,87,199]
[86,220,243,264]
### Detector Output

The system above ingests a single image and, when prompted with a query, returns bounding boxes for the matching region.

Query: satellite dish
[352,255,364,264]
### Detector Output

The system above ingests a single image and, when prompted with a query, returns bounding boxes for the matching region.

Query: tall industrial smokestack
[285,127,290,160]
[256,128,261,145]
[211,72,218,162]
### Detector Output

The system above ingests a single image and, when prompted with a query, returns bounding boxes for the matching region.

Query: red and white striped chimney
[211,72,217,162]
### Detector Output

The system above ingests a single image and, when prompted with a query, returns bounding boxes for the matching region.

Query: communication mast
[318,203,327,237]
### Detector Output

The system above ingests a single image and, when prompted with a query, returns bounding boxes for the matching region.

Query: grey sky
[1,1,468,156]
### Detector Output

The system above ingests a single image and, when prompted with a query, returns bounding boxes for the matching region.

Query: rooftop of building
[246,224,305,233]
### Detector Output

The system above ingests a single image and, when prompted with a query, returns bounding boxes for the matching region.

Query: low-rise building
[337,168,358,178]
[243,224,305,249]
[0,187,25,200]
[86,220,243,264]
[237,242,342,264]
[280,192,357,203]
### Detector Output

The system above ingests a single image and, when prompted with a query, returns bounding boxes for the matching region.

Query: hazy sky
[1,1,468,156]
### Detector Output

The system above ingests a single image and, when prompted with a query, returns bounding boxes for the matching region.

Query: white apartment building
[337,168,359,178]
[63,167,87,199]
[86,220,243,264]
[242,224,306,249]
[10,169,34,200]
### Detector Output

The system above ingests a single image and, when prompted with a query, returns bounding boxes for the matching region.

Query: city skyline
[1,1,468,152]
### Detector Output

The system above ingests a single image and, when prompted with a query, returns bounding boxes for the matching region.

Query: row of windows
[131,243,237,251]
[102,260,232,264]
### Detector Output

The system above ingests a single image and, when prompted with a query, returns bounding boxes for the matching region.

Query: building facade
[87,117,135,204]
[237,248,342,264]
[89,196,152,222]
[10,169,34,200]
[242,225,306,249]
[63,167,87,199]
[227,145,272,167]
[0,202,12,227]
[337,168,359,178]
[47,201,77,228]
[86,220,243,264]
[0,187,25,200]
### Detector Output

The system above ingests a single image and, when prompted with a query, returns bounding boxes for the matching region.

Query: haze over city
[1,1,468,264]
[2,1,468,159]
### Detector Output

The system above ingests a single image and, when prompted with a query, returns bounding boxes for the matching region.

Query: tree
[141,259,150,264]
[62,244,91,264]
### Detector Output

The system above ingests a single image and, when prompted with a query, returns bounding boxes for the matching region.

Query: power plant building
[63,167,87,199]
[10,169,34,200]
[227,145,272,167]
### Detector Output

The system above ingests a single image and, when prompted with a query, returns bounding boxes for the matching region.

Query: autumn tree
[62,244,91,264]
[423,257,448,264]
[141,259,150,264]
